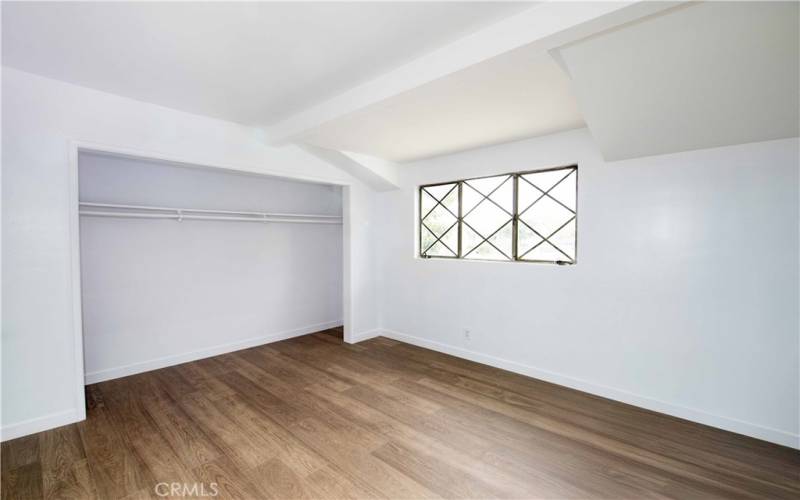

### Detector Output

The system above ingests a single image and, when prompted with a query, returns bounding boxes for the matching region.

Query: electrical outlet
[463,329,471,341]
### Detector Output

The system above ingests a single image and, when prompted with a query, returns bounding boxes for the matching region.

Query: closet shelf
[79,202,342,225]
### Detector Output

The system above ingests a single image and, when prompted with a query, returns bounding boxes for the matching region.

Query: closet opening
[74,149,346,389]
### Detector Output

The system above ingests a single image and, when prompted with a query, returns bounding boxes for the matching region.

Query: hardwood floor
[2,328,798,499]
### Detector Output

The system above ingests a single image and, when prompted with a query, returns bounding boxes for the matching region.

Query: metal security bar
[419,165,577,264]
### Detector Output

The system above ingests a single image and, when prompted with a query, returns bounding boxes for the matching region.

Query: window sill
[415,256,576,266]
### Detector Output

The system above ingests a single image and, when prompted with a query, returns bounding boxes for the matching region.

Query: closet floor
[2,328,798,499]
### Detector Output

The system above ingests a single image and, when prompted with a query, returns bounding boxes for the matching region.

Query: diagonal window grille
[418,166,577,264]
[462,174,513,261]
[517,168,576,263]
[419,182,459,257]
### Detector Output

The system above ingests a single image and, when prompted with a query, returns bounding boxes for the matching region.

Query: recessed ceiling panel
[555,2,800,161]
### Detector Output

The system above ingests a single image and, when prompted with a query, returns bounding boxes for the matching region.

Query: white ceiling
[556,1,800,161]
[4,1,797,167]
[2,1,533,126]
[299,47,585,163]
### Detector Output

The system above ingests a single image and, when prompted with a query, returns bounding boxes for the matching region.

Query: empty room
[1,1,798,499]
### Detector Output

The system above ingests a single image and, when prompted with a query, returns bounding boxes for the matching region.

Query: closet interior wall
[78,152,343,383]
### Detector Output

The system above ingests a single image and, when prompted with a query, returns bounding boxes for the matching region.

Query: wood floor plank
[76,408,154,500]
[190,455,265,500]
[40,459,98,500]
[229,355,393,442]
[97,376,164,441]
[373,440,510,499]
[342,379,638,498]
[177,393,271,471]
[1,462,43,500]
[139,389,223,470]
[391,340,800,470]
[2,434,40,472]
[39,426,95,499]
[303,383,572,499]
[151,366,198,401]
[393,378,723,498]
[411,375,794,498]
[305,465,383,500]
[127,424,199,489]
[172,361,238,400]
[117,488,157,500]
[238,344,352,392]
[248,458,314,500]
[417,351,800,482]
[216,369,309,428]
[433,375,800,493]
[209,392,328,477]
[273,338,400,387]
[3,331,798,500]
[287,417,438,499]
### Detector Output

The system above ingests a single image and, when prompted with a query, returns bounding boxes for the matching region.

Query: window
[419,165,577,264]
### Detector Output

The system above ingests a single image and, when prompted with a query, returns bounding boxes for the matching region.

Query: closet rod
[79,201,341,219]
[80,211,342,224]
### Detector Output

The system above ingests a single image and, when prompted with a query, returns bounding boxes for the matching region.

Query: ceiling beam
[299,145,400,191]
[263,1,683,145]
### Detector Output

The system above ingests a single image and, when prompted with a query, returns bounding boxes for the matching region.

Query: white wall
[3,64,798,450]
[79,153,343,383]
[377,128,799,448]
[1,68,380,440]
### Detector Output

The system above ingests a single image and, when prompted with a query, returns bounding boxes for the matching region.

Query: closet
[78,152,343,384]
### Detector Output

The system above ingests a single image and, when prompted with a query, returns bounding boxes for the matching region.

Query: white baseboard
[349,328,382,343]
[380,329,799,450]
[84,320,343,384]
[1,408,83,442]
